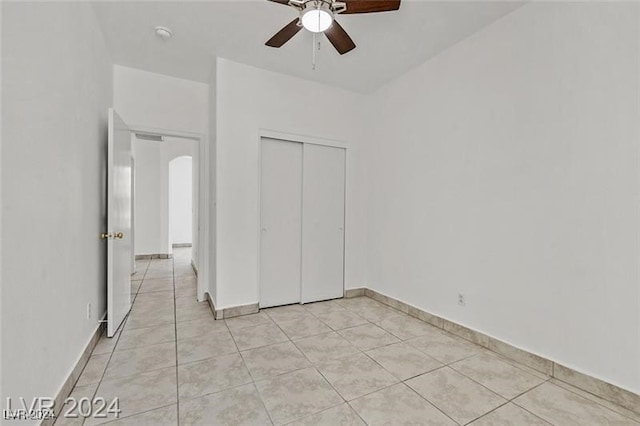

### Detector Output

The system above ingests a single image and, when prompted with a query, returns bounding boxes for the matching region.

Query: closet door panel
[301,144,346,303]
[260,138,303,308]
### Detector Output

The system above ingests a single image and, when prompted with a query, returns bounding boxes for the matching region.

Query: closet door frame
[257,129,348,307]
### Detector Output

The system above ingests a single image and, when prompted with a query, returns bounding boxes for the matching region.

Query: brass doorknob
[115,232,124,239]
[100,232,113,240]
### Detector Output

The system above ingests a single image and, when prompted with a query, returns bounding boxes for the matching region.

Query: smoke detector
[154,26,172,40]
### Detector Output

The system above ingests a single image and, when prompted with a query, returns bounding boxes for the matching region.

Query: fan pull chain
[312,33,317,70]
[312,33,321,71]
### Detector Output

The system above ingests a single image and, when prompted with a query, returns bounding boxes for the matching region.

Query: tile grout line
[227,313,277,425]
[73,258,200,425]
[442,358,547,403]
[112,297,460,425]
[355,295,640,424]
[286,300,540,425]
[545,380,640,424]
[251,311,334,424]
[91,293,637,426]
[89,363,182,388]
[172,255,180,426]
[259,308,364,424]
[390,377,462,426]
[77,259,150,425]
[273,300,553,426]
[292,308,417,425]
[285,402,365,426]
[358,306,554,425]
[461,400,512,426]
[507,381,558,426]
[95,402,177,426]
[253,381,277,426]
[244,297,636,425]
[227,320,272,422]
[301,301,368,332]
[449,373,550,424]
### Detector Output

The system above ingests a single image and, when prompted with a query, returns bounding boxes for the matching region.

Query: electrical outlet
[87,303,92,320]
[457,294,466,307]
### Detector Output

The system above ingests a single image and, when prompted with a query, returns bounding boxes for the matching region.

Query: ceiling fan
[265,0,401,55]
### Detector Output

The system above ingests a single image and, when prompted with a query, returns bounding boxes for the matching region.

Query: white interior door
[131,156,136,275]
[106,108,132,337]
[301,144,346,303]
[260,138,303,308]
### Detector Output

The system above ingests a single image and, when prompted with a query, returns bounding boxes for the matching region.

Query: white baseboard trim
[203,285,640,416]
[354,287,640,416]
[205,292,217,318]
[41,318,105,426]
[344,288,365,298]
[134,253,172,260]
[205,294,259,320]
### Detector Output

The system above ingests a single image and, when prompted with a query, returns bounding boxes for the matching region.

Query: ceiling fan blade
[341,0,400,14]
[265,18,302,48]
[324,20,356,55]
[267,0,290,5]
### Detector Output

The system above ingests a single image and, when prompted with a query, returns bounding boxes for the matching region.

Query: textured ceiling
[93,0,523,93]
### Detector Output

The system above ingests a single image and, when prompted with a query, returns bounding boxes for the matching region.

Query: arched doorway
[169,155,194,252]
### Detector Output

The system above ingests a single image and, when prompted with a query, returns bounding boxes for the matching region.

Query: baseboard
[205,292,217,319]
[135,253,172,260]
[172,243,192,248]
[190,260,198,276]
[42,319,105,426]
[211,287,362,320]
[552,363,640,416]
[361,287,640,416]
[205,293,259,320]
[344,288,365,298]
[199,286,639,412]
[218,302,259,319]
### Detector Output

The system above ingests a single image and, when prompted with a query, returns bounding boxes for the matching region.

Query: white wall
[113,65,208,136]
[363,2,640,393]
[134,138,164,254]
[1,2,113,419]
[215,58,368,309]
[114,65,207,280]
[207,59,217,303]
[133,137,195,255]
[164,137,198,256]
[170,156,193,245]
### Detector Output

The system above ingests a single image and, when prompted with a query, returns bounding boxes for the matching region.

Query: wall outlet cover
[457,294,466,306]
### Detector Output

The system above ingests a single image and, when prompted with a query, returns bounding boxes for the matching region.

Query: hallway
[52,248,639,425]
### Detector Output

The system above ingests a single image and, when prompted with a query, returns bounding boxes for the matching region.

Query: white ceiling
[92,0,523,93]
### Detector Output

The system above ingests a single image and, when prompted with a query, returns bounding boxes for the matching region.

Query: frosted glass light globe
[301,8,333,33]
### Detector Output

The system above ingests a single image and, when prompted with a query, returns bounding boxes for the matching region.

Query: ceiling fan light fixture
[301,4,333,33]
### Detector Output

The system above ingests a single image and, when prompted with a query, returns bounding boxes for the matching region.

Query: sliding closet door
[301,144,346,303]
[260,138,303,308]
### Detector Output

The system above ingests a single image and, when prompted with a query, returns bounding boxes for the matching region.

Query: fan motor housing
[289,0,346,14]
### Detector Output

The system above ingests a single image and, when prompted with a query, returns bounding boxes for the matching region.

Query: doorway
[132,134,199,278]
[169,155,194,251]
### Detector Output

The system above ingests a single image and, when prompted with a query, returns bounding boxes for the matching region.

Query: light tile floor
[56,248,640,425]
